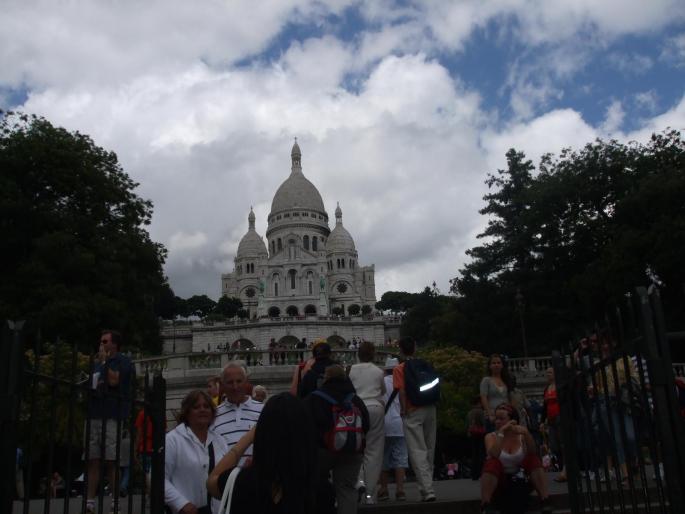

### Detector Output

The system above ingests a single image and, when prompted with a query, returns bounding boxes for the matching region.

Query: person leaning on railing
[590,331,639,482]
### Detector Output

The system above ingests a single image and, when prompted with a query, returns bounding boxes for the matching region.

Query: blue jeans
[596,397,636,465]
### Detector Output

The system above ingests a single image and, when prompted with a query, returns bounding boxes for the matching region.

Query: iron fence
[553,286,685,514]
[1,321,166,514]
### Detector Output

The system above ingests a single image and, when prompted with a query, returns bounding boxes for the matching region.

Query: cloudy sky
[2,1,684,300]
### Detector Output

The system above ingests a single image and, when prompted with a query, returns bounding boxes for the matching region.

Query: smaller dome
[291,139,301,158]
[237,208,267,258]
[326,203,356,253]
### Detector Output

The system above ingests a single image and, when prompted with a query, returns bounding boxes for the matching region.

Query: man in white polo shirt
[211,362,263,465]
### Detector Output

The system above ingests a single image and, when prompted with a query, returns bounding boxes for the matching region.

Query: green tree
[419,345,486,434]
[186,295,217,318]
[0,112,167,353]
[347,304,361,315]
[451,130,685,356]
[361,304,373,316]
[19,342,91,455]
[215,296,243,318]
[375,291,416,313]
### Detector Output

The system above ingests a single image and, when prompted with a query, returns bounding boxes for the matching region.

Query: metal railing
[1,322,166,514]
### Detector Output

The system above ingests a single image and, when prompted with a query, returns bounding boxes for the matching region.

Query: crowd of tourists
[17,326,685,514]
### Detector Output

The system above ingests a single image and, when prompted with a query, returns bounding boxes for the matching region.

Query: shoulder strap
[312,390,337,404]
[343,392,355,406]
[385,388,399,414]
[206,442,215,510]
[218,466,241,514]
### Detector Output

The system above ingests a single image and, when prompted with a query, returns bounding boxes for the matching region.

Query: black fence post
[0,320,25,514]
[552,350,581,514]
[150,373,166,514]
[637,286,685,513]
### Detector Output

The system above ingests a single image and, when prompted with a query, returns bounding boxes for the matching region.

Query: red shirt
[393,362,418,413]
[544,385,560,421]
[134,410,154,454]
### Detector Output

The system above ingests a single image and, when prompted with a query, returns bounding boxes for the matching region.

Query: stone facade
[221,141,376,320]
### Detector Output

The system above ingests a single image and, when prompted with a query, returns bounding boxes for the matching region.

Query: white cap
[384,357,399,370]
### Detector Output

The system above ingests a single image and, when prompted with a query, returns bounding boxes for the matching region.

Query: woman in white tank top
[480,403,551,514]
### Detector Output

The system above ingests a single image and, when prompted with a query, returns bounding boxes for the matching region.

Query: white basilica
[221,141,376,319]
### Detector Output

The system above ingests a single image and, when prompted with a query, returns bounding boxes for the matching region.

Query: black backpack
[404,358,440,406]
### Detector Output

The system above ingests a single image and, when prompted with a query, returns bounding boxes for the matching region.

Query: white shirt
[211,397,263,464]
[349,362,386,408]
[383,374,403,437]
[165,424,228,514]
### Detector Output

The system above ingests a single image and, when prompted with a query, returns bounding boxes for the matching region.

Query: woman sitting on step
[480,403,552,514]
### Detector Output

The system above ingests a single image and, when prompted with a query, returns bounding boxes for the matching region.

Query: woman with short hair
[165,390,228,514]
[348,341,386,504]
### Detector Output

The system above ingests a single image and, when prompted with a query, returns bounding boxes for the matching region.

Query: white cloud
[607,52,654,75]
[660,33,685,67]
[168,231,208,253]
[2,1,683,300]
[601,100,625,134]
[634,90,659,113]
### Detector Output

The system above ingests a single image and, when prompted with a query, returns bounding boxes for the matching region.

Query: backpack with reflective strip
[404,358,441,406]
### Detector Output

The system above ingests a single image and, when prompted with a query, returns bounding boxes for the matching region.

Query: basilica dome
[326,203,356,253]
[269,142,326,216]
[237,208,267,258]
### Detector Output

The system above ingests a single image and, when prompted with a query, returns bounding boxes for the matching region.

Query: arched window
[289,269,297,289]
[277,238,282,251]
[271,241,275,254]
[312,237,318,251]
[274,282,279,296]
[303,235,309,250]
[309,281,313,295]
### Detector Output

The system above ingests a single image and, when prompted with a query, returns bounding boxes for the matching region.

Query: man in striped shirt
[211,362,263,465]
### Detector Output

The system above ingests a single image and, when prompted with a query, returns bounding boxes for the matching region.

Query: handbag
[217,467,242,514]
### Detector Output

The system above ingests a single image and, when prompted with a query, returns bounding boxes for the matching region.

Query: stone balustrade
[135,347,400,375]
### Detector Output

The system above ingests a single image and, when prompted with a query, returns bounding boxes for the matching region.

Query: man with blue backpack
[392,336,440,502]
[306,364,370,514]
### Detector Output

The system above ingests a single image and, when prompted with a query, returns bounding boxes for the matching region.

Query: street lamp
[515,288,528,359]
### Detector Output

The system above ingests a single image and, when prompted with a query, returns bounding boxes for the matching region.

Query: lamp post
[515,288,528,359]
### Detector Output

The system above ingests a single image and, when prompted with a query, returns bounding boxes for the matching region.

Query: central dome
[270,174,326,214]
[269,141,326,216]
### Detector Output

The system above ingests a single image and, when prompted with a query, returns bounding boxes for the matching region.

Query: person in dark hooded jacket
[298,342,337,398]
[306,364,370,514]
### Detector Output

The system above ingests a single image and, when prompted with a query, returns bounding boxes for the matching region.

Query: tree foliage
[19,342,91,453]
[0,112,168,353]
[419,345,486,434]
[214,296,243,318]
[451,129,685,356]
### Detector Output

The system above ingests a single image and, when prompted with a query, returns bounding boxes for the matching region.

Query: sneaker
[395,491,406,502]
[377,490,389,502]
[540,498,553,514]
[422,493,436,502]
[362,494,376,505]
[356,480,366,503]
[86,500,96,514]
[652,463,664,480]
